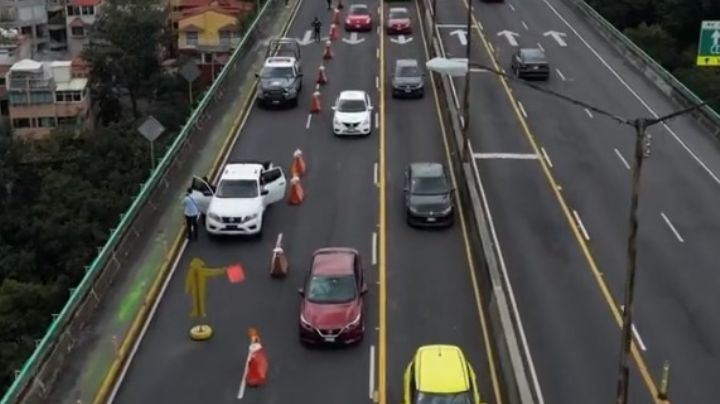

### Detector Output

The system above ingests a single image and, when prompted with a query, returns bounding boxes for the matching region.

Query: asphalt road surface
[110,0,499,403]
[437,0,720,403]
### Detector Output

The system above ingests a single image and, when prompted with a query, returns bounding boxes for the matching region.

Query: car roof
[410,162,444,178]
[311,248,358,276]
[519,48,546,60]
[350,3,368,9]
[414,345,470,394]
[221,163,263,180]
[389,6,408,12]
[396,58,419,68]
[264,56,296,66]
[339,90,367,100]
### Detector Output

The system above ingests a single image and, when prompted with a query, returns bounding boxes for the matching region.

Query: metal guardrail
[565,0,720,135]
[0,1,279,402]
[417,1,536,403]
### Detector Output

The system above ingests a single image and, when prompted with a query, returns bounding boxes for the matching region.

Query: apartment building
[177,0,253,85]
[6,57,90,137]
[66,0,101,58]
[0,27,30,115]
[0,0,50,55]
[47,0,67,52]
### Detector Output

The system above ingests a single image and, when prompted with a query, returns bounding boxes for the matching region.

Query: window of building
[202,53,213,64]
[81,6,94,15]
[71,26,85,37]
[56,91,83,103]
[37,117,56,128]
[58,116,77,126]
[9,93,28,105]
[30,92,53,104]
[0,77,7,86]
[185,31,198,46]
[12,118,31,128]
[67,6,79,16]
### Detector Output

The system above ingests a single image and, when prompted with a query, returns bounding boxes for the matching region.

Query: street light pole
[460,0,472,161]
[615,118,648,404]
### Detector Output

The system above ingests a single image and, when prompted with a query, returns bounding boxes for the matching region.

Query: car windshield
[338,98,367,112]
[415,391,473,404]
[260,66,294,78]
[307,275,357,303]
[389,10,407,19]
[216,179,258,198]
[411,175,449,195]
[350,5,368,15]
[522,50,546,62]
[397,64,421,77]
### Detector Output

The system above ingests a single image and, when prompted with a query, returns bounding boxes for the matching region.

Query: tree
[625,23,679,70]
[82,0,166,119]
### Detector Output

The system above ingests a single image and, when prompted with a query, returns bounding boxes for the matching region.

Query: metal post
[615,118,647,404]
[188,81,193,105]
[149,140,156,172]
[460,0,472,161]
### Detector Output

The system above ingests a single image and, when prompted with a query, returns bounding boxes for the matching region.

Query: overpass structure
[2,0,719,403]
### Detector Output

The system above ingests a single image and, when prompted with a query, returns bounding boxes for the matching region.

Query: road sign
[697,20,720,66]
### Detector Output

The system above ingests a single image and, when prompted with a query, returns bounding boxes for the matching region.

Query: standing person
[326,0,332,10]
[183,187,200,241]
[312,17,322,42]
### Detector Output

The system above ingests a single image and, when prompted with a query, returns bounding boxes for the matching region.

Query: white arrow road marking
[497,30,519,47]
[450,29,468,46]
[297,30,313,46]
[543,30,568,47]
[389,34,413,44]
[342,32,365,45]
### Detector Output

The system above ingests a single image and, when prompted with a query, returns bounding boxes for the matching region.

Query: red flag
[226,264,246,283]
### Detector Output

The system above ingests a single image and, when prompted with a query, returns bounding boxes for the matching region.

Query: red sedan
[386,7,411,35]
[345,4,372,32]
[298,248,367,345]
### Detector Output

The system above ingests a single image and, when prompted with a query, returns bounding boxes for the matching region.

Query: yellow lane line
[93,1,304,402]
[460,1,665,401]
[377,0,388,402]
[415,5,503,404]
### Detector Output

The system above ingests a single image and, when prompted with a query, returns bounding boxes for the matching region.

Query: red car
[345,4,372,32]
[386,7,411,35]
[298,248,367,345]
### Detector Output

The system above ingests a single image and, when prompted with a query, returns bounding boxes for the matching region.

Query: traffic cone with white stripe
[317,65,328,85]
[310,91,321,113]
[245,328,268,387]
[288,176,305,205]
[329,23,339,41]
[333,8,340,25]
[291,149,307,177]
[323,40,334,60]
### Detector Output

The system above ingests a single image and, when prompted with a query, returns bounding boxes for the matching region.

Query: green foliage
[590,0,720,111]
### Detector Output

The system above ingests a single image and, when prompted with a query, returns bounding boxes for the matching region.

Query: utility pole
[460,0,472,161]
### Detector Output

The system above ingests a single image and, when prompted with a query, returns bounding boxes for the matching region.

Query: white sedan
[332,90,373,136]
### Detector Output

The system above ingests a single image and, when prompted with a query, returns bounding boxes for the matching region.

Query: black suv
[391,59,425,98]
[511,48,550,80]
[404,163,454,227]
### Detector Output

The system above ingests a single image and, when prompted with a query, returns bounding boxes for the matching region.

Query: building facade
[6,58,90,137]
[66,0,101,58]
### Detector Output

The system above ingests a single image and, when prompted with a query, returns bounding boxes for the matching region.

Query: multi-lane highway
[435,0,720,403]
[107,0,500,403]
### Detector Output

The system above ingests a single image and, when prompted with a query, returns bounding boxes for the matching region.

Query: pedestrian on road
[326,0,332,10]
[183,187,200,241]
[312,17,322,42]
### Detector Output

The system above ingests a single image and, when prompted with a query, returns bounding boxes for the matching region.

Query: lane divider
[93,1,306,402]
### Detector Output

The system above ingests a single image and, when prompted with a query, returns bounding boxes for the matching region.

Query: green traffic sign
[697,20,720,66]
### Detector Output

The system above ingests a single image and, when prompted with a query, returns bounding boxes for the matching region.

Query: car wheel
[291,97,299,108]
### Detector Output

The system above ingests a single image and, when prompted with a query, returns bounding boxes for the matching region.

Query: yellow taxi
[403,344,483,404]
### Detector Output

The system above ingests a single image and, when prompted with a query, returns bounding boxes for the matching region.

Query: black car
[404,163,454,227]
[510,48,550,80]
[391,59,425,98]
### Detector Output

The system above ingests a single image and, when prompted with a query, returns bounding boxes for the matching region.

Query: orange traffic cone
[329,23,339,41]
[316,65,328,85]
[245,329,268,387]
[310,91,321,113]
[337,0,344,9]
[323,40,334,60]
[291,149,306,177]
[288,176,305,205]
[333,8,340,25]
[270,246,288,278]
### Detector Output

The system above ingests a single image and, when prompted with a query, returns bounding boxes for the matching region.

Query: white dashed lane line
[661,212,685,243]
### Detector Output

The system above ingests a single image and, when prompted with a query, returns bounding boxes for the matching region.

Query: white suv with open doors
[190,161,286,236]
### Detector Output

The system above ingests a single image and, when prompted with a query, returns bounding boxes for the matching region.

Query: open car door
[190,176,214,214]
[260,167,287,205]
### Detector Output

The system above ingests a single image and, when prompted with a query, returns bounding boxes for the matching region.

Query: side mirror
[297,288,305,296]
[297,73,303,78]
[368,105,374,110]
[331,106,337,110]
[261,189,269,195]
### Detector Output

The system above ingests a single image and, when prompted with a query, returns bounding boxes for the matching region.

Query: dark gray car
[511,48,550,80]
[391,59,425,98]
[404,163,454,227]
[256,59,303,107]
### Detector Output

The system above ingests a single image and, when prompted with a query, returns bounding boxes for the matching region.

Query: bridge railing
[0,0,284,402]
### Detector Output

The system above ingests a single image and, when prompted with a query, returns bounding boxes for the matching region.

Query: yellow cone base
[189,324,213,341]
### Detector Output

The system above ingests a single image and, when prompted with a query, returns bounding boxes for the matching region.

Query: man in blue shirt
[183,187,200,241]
